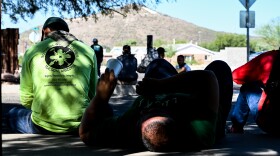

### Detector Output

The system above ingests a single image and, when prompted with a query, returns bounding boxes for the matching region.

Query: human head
[122,45,131,54]
[157,47,166,59]
[177,55,185,65]
[141,116,177,152]
[41,17,69,41]
[145,59,178,79]
[93,38,98,44]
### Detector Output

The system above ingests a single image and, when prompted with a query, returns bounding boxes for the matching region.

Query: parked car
[249,51,263,61]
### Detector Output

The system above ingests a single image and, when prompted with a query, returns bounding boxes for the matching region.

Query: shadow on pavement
[2,132,280,156]
[2,86,280,155]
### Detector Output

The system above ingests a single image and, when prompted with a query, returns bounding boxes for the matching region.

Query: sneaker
[227,125,244,134]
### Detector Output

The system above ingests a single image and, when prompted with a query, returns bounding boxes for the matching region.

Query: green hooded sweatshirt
[20,31,98,133]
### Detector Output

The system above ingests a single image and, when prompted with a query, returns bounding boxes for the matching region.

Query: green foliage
[153,39,186,58]
[200,42,217,51]
[123,39,138,46]
[254,17,280,50]
[200,33,246,51]
[186,59,198,65]
[200,17,280,52]
[250,39,267,52]
[164,45,176,58]
[153,39,167,47]
[103,45,111,52]
[175,39,188,44]
[115,39,137,46]
[154,39,187,46]
[2,0,173,23]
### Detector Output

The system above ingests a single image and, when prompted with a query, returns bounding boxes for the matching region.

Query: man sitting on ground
[230,49,280,135]
[7,17,98,135]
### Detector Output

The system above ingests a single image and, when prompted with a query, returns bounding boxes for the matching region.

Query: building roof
[176,43,215,55]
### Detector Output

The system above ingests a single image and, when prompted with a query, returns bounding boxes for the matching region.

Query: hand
[136,80,145,95]
[96,68,117,102]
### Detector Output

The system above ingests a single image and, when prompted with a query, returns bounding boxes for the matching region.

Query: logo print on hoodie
[45,46,75,69]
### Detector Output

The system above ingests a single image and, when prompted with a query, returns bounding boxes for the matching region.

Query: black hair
[123,45,131,51]
[177,55,185,59]
[47,23,69,32]
[123,45,131,54]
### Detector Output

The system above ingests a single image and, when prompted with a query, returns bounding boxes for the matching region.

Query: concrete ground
[2,81,280,156]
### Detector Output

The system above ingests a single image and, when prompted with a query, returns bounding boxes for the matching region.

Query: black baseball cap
[43,17,69,32]
[157,47,166,53]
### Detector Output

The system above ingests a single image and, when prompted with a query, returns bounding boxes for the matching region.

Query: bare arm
[79,68,117,145]
[176,67,186,73]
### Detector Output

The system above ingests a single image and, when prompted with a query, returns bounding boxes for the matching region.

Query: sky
[1,0,280,36]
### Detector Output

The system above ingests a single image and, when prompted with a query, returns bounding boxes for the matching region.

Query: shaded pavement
[2,83,280,156]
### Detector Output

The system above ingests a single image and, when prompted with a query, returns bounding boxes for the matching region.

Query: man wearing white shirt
[176,55,191,73]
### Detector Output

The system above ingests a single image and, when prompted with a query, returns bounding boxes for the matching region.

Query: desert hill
[19,7,226,51]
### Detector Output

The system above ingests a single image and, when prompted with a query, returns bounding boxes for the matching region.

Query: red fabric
[258,92,267,111]
[232,50,278,111]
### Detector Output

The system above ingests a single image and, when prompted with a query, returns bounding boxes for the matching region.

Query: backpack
[91,44,103,63]
[137,49,158,73]
[256,50,280,134]
[117,54,138,81]
[93,45,101,52]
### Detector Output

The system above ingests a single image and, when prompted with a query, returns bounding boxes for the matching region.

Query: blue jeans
[7,107,75,134]
[231,82,263,127]
[7,107,41,133]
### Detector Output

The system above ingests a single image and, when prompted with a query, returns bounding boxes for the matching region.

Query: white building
[175,43,215,64]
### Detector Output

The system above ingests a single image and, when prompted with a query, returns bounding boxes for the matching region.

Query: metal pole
[246,0,250,62]
[147,35,153,54]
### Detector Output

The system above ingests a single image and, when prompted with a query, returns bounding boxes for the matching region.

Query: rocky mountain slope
[19,7,226,51]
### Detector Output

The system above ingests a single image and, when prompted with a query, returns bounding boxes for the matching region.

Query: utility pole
[239,0,256,62]
[147,35,153,54]
[246,1,250,62]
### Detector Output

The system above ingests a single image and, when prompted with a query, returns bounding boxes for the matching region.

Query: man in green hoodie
[7,17,98,135]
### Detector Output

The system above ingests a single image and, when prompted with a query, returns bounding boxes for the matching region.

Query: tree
[123,39,138,46]
[250,39,267,52]
[174,39,188,44]
[164,45,176,58]
[2,0,173,23]
[200,33,246,51]
[153,39,167,47]
[254,17,280,50]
